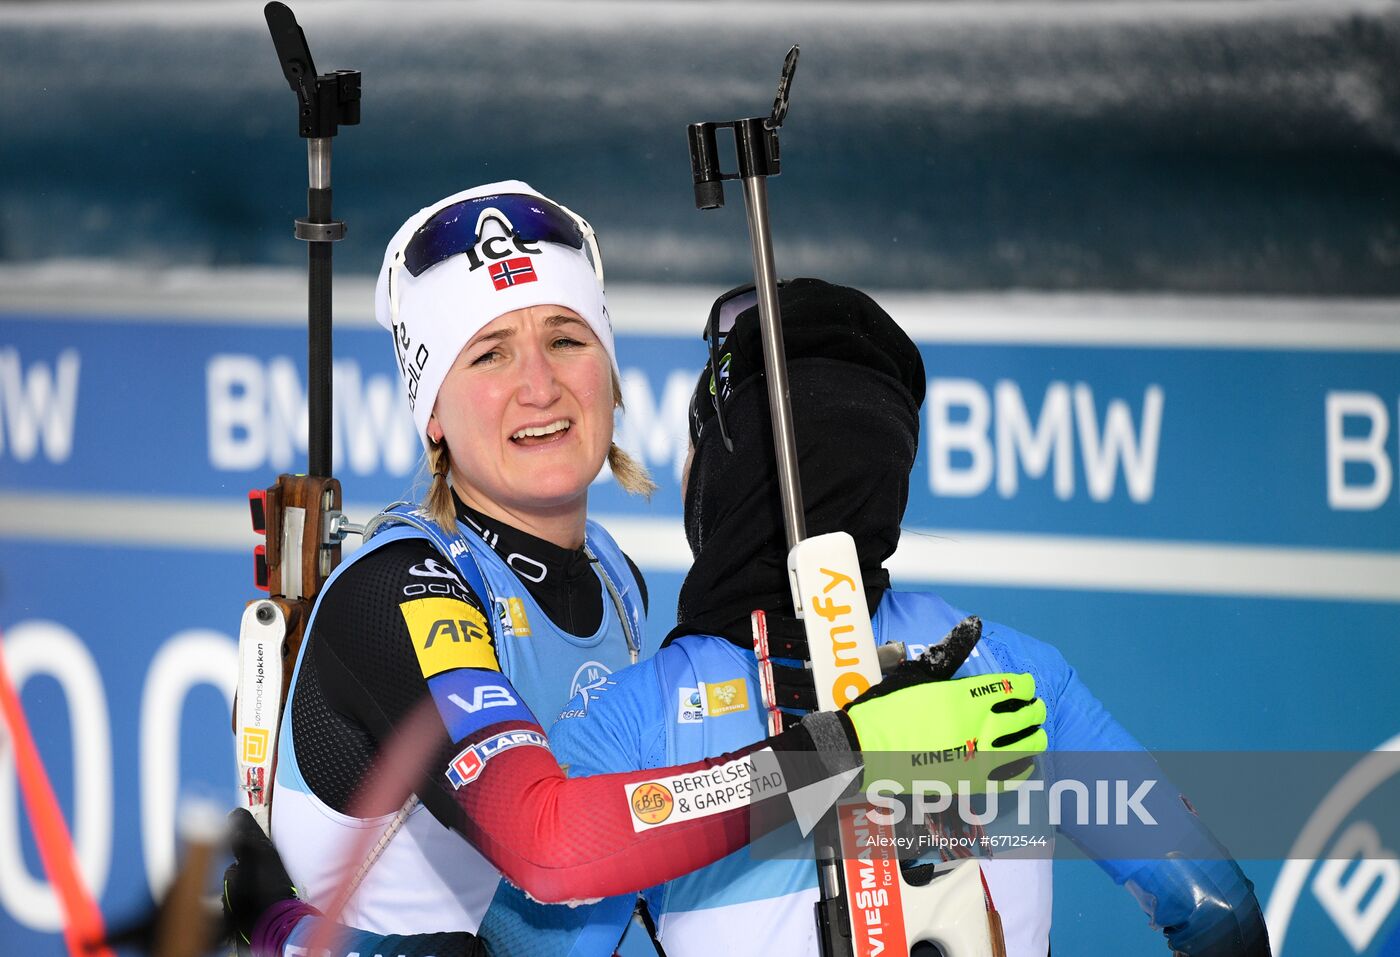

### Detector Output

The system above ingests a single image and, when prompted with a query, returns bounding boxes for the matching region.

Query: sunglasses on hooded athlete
[690,280,790,453]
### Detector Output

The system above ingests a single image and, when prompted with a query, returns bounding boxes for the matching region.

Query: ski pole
[264,0,359,479]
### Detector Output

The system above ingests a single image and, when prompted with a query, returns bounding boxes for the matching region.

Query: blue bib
[364,503,649,724]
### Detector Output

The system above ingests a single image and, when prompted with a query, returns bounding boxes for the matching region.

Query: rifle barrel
[307,138,333,478]
[742,175,805,551]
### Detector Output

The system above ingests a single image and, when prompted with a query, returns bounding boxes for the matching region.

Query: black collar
[453,495,598,586]
[452,494,604,637]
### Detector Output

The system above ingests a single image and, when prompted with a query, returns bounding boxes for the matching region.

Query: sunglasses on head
[403,192,603,281]
[388,192,605,329]
[690,280,789,453]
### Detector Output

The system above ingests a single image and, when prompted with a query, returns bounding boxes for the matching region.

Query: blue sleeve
[476,886,636,957]
[1121,855,1271,955]
[550,668,653,776]
[477,663,666,957]
[985,627,1270,955]
[979,625,1142,754]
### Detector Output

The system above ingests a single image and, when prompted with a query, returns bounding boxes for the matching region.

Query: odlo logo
[392,321,429,411]
[425,618,489,648]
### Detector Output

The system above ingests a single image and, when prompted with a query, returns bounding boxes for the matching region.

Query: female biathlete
[226,183,1047,954]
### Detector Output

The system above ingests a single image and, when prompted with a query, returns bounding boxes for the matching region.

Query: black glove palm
[223,808,300,947]
[764,614,983,718]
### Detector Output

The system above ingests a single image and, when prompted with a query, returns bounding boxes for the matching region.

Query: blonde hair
[424,371,656,533]
[425,436,456,533]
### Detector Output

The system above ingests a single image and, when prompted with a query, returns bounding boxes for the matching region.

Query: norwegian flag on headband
[489,257,537,290]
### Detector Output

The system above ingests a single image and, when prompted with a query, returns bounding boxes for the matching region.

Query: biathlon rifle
[234,1,363,835]
[685,48,1007,957]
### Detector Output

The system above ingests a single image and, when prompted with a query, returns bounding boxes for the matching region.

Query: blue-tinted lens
[403,193,585,277]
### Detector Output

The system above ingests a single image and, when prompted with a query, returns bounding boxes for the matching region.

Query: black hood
[670,278,925,648]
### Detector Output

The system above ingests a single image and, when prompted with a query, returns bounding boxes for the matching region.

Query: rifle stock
[235,473,341,830]
[793,533,1005,957]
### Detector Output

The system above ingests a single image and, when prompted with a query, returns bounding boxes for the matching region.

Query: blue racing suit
[481,589,1268,957]
[274,589,1267,956]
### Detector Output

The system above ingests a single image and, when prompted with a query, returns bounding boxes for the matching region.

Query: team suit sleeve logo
[399,596,498,678]
[445,729,551,789]
[402,595,537,745]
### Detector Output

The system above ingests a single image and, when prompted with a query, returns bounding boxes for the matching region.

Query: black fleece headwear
[672,278,926,648]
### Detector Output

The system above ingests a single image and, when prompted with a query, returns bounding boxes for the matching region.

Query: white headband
[374,180,616,447]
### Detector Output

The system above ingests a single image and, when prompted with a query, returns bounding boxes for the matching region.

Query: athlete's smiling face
[428,304,613,543]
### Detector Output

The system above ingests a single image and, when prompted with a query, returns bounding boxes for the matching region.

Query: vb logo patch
[629,782,674,826]
[704,678,749,717]
[399,597,497,677]
[240,727,270,765]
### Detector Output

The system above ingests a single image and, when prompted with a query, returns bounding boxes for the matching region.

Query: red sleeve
[302,537,812,904]
[446,721,776,903]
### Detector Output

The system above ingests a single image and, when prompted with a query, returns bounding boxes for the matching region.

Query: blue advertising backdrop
[2,284,1398,955]
[4,1,1400,953]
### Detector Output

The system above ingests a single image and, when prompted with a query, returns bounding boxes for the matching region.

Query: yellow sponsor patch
[399,597,498,677]
[507,597,531,637]
[240,727,270,765]
[704,678,749,717]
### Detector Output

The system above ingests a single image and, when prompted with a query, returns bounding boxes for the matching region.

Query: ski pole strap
[769,663,820,712]
[754,612,812,659]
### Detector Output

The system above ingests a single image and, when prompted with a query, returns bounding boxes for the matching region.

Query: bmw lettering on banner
[2,285,1399,954]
